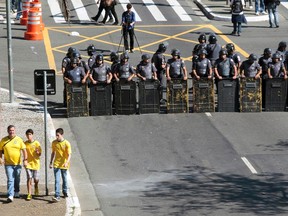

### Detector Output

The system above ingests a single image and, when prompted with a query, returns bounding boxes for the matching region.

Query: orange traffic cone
[24,8,43,40]
[30,0,44,30]
[20,0,32,25]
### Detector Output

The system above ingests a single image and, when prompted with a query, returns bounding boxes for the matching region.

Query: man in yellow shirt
[0,125,28,203]
[24,129,42,201]
[49,128,71,202]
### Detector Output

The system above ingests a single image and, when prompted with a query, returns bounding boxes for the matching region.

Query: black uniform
[258,56,272,79]
[206,43,222,66]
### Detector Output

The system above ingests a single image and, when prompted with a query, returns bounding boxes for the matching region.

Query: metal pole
[44,71,48,196]
[6,0,14,103]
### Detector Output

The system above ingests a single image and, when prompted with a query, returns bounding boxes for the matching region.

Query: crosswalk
[47,0,192,24]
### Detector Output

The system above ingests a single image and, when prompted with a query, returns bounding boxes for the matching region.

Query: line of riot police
[61,35,288,116]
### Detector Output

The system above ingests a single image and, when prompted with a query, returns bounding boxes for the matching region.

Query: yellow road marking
[43,28,56,71]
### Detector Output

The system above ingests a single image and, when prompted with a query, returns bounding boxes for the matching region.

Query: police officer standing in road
[166,49,188,81]
[121,3,136,53]
[136,54,158,81]
[72,52,90,76]
[214,49,237,80]
[258,48,272,79]
[87,44,98,69]
[192,33,207,64]
[192,49,213,80]
[114,52,135,82]
[89,54,113,84]
[64,58,88,84]
[206,33,222,66]
[226,43,241,75]
[276,41,287,62]
[240,54,262,78]
[267,53,287,79]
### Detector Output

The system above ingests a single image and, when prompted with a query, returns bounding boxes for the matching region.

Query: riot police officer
[267,53,287,79]
[114,52,135,81]
[193,33,207,59]
[72,52,90,75]
[152,42,168,83]
[276,41,287,63]
[110,51,119,73]
[192,49,213,80]
[89,54,113,84]
[206,33,222,66]
[87,44,98,69]
[226,43,241,74]
[240,54,262,78]
[64,58,88,84]
[136,54,157,81]
[166,49,188,81]
[258,48,272,79]
[214,49,237,79]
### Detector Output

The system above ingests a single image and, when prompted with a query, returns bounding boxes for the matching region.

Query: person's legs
[61,169,68,196]
[273,6,279,27]
[92,4,104,22]
[237,22,242,35]
[14,165,22,195]
[255,0,259,13]
[111,5,119,24]
[129,28,134,51]
[232,22,237,34]
[16,0,22,19]
[267,7,274,27]
[5,166,15,198]
[53,168,61,198]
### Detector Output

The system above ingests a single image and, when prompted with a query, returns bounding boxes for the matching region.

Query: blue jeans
[233,22,242,34]
[267,4,279,27]
[255,0,265,12]
[5,165,22,197]
[16,0,22,19]
[53,168,68,197]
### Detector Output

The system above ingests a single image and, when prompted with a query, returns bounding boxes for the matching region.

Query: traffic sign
[34,69,56,95]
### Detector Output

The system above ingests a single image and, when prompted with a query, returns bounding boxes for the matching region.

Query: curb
[194,0,269,22]
[0,88,81,216]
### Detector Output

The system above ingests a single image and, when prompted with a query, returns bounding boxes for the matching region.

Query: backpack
[232,0,243,14]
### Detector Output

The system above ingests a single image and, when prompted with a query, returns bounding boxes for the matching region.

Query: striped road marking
[71,0,91,22]
[47,0,66,23]
[143,0,167,21]
[119,0,142,21]
[167,0,192,21]
[241,157,258,174]
[281,0,288,10]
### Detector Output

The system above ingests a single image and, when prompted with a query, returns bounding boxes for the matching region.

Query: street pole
[6,0,14,103]
[44,71,49,196]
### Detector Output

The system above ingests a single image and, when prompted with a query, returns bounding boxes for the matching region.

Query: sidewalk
[194,0,269,22]
[0,88,76,215]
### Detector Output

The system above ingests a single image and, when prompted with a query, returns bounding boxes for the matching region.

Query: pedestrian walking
[121,3,136,53]
[230,0,247,36]
[91,0,113,24]
[102,0,119,25]
[24,129,42,201]
[255,0,267,15]
[0,125,28,203]
[50,128,71,202]
[264,0,280,28]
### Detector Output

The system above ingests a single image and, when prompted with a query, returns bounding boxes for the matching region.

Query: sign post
[34,69,56,196]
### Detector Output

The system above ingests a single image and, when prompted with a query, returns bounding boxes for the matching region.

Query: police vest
[269,62,284,77]
[92,64,109,82]
[218,59,232,77]
[119,63,131,79]
[137,63,153,79]
[195,58,209,77]
[67,67,83,83]
[168,59,183,78]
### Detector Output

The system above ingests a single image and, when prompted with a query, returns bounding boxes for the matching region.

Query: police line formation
[62,33,288,117]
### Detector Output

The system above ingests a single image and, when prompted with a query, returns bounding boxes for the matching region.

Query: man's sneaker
[107,18,114,23]
[91,16,97,22]
[130,49,134,53]
[261,11,267,15]
[34,186,39,196]
[27,194,32,201]
[112,22,119,25]
[14,192,20,198]
[63,192,68,198]
[255,12,259,15]
[7,196,13,203]
[52,196,60,202]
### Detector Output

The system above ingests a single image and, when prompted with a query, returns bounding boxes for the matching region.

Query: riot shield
[217,78,239,112]
[138,80,160,114]
[264,78,287,111]
[90,83,112,116]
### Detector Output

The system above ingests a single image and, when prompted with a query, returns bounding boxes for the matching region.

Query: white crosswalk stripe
[48,0,192,24]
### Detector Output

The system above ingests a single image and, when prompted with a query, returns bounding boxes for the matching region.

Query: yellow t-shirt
[0,136,26,165]
[25,140,41,170]
[52,139,71,169]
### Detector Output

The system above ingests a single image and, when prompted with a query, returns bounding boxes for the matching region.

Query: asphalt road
[1,0,288,215]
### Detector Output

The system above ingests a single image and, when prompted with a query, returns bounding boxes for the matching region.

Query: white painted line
[47,0,66,23]
[205,112,212,117]
[281,1,288,10]
[241,157,258,174]
[166,0,192,21]
[119,0,142,21]
[143,0,167,21]
[71,0,90,22]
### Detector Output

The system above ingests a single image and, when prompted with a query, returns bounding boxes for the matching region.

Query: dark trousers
[93,4,112,22]
[123,27,134,51]
[103,5,119,23]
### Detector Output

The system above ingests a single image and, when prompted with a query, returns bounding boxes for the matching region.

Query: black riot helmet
[72,52,82,60]
[110,51,119,62]
[71,58,78,65]
[87,44,96,56]
[278,41,287,49]
[263,48,272,55]
[219,49,228,56]
[142,54,150,61]
[96,54,104,62]
[198,33,206,43]
[158,42,168,52]
[120,52,129,61]
[272,53,281,59]
[67,47,76,58]
[198,49,207,55]
[208,33,217,44]
[226,43,235,52]
[248,53,257,63]
[171,48,180,57]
